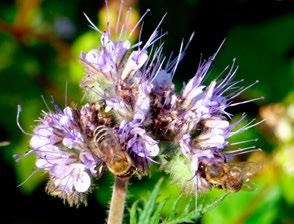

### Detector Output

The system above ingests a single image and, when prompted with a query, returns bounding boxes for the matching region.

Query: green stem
[107,177,129,224]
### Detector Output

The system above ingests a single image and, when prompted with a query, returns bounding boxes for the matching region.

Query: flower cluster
[17,4,261,207]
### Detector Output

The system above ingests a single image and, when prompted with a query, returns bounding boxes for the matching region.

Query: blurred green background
[0,0,293,223]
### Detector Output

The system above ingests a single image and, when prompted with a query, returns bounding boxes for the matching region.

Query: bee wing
[241,161,261,178]
[230,161,261,177]
[241,180,257,191]
[230,161,261,191]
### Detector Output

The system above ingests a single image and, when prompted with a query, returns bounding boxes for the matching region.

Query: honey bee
[200,161,258,192]
[90,125,134,178]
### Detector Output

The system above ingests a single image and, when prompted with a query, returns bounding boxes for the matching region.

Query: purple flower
[117,120,159,172]
[178,114,261,192]
[26,106,101,206]
[16,4,263,207]
[80,33,132,83]
[80,12,169,125]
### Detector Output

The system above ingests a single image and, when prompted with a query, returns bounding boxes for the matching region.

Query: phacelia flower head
[26,105,100,206]
[16,1,262,207]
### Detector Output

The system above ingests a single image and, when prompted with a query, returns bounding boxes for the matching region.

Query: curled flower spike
[28,106,101,206]
[80,10,168,124]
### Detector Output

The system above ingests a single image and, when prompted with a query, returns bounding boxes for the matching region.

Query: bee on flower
[16,0,263,213]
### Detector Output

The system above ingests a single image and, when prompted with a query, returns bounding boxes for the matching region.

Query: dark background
[0,0,293,223]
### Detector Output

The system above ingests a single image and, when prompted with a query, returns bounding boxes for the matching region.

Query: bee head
[107,153,134,178]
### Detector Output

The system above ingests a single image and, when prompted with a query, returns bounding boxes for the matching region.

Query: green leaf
[129,178,200,224]
[163,196,199,224]
[163,210,199,224]
[151,200,167,224]
[138,178,164,224]
[129,200,139,224]
[168,195,181,220]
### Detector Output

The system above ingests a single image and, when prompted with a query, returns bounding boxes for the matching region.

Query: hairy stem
[107,177,129,224]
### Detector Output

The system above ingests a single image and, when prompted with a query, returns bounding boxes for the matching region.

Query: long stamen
[229,96,264,107]
[115,0,124,35]
[41,95,51,112]
[224,147,262,156]
[13,150,34,162]
[217,79,244,96]
[141,13,167,51]
[123,8,132,38]
[17,170,37,188]
[128,9,150,38]
[227,80,259,100]
[151,57,166,82]
[64,81,68,107]
[119,7,131,39]
[230,138,258,146]
[147,31,168,49]
[172,39,184,77]
[138,22,144,50]
[105,0,110,35]
[165,51,174,71]
[17,105,32,136]
[83,13,102,34]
